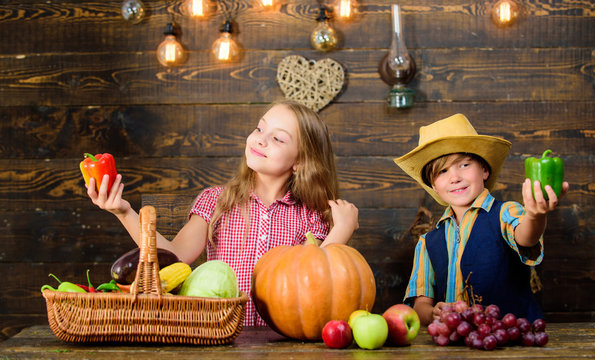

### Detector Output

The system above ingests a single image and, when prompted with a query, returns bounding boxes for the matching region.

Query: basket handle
[131,206,163,299]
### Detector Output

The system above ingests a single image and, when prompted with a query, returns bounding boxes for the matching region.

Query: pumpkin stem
[305,232,319,246]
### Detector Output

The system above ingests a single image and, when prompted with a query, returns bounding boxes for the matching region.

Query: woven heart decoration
[276,55,345,112]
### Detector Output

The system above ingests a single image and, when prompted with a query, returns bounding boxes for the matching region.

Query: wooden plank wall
[0,0,593,340]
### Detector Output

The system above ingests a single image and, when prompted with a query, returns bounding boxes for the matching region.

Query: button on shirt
[189,187,330,326]
[403,189,544,304]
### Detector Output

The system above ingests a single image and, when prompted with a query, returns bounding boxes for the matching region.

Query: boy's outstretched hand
[522,178,569,217]
[515,178,569,248]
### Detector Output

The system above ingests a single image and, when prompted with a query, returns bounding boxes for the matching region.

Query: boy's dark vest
[425,200,543,321]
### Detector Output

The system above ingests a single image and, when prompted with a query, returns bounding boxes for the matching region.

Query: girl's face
[431,154,489,212]
[245,104,300,179]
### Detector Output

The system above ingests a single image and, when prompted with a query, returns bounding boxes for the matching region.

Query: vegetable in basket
[79,152,117,192]
[178,260,239,298]
[96,280,122,292]
[111,247,180,285]
[41,273,87,293]
[160,262,192,293]
[75,269,96,292]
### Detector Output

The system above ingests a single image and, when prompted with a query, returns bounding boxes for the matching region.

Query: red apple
[382,304,420,346]
[322,320,353,349]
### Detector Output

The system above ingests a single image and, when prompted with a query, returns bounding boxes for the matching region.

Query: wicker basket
[42,206,248,344]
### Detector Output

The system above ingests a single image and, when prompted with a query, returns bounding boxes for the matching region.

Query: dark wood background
[0,0,593,340]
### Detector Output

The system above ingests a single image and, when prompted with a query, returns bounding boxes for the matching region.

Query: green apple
[351,312,388,350]
[348,309,369,328]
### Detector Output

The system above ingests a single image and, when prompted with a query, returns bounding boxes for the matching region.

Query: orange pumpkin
[251,234,376,340]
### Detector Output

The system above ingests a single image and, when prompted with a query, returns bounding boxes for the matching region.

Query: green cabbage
[178,260,239,298]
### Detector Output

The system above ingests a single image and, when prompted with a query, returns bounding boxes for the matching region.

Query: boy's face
[431,154,489,212]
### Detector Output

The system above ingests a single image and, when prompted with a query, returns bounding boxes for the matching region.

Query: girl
[86,100,359,326]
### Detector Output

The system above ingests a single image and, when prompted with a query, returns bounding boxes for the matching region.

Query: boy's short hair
[422,153,491,187]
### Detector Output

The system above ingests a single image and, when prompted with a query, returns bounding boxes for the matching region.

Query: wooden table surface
[1,323,594,359]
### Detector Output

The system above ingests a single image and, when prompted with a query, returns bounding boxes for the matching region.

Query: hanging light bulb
[333,0,358,21]
[185,0,211,18]
[491,0,519,27]
[156,23,186,67]
[121,0,145,24]
[212,21,240,62]
[378,4,416,109]
[311,6,339,52]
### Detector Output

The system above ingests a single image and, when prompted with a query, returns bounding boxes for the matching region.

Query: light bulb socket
[220,20,233,34]
[316,6,331,22]
[163,22,179,36]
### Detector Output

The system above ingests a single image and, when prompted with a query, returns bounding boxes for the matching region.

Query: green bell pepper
[524,149,564,200]
[41,273,87,293]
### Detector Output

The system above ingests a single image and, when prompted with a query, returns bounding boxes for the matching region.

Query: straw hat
[394,114,512,206]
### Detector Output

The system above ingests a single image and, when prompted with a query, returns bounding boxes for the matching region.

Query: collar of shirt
[436,188,495,227]
[249,189,296,207]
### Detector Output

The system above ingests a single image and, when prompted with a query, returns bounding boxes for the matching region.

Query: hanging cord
[216,0,236,22]
[316,0,330,16]
[164,0,175,23]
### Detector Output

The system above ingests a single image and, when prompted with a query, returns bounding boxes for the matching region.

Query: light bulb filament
[261,0,273,8]
[338,0,351,18]
[191,0,205,16]
[165,42,177,62]
[218,40,231,61]
[498,2,511,23]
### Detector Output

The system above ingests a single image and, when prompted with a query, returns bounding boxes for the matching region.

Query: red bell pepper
[80,153,117,192]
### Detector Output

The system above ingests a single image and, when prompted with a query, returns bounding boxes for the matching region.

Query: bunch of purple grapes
[427,301,549,350]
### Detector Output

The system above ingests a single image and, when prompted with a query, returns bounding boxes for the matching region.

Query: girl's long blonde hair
[207,100,338,245]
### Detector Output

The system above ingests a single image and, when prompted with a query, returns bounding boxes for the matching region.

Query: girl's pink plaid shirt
[189,187,330,326]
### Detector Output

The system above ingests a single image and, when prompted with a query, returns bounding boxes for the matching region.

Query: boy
[394,114,568,325]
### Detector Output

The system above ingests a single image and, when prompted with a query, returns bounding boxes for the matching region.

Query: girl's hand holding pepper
[80,153,117,192]
[87,174,131,216]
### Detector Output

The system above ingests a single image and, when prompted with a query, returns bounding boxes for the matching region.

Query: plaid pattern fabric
[189,187,330,326]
